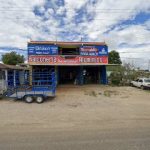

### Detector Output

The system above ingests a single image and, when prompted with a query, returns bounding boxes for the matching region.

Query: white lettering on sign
[35,46,50,51]
[79,57,103,63]
[29,56,55,63]
[80,47,98,52]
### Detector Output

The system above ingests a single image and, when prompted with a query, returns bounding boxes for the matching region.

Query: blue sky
[0,0,150,68]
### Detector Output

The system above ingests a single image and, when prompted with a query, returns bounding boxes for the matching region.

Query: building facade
[0,63,29,95]
[28,41,108,85]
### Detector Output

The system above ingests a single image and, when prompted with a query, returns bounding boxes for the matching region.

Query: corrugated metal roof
[0,63,7,69]
[28,41,107,46]
[0,63,29,70]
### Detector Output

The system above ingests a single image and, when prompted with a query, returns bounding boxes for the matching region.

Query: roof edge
[28,41,107,46]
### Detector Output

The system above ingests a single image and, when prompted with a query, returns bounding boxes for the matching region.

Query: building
[28,41,108,85]
[0,63,29,94]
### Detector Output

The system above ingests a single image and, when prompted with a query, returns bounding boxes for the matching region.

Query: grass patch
[103,90,119,97]
[84,91,97,97]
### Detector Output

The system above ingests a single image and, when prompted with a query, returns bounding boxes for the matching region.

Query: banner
[28,55,108,65]
[80,45,108,56]
[28,44,58,55]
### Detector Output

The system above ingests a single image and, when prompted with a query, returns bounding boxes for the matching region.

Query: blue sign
[80,45,108,56]
[28,44,58,55]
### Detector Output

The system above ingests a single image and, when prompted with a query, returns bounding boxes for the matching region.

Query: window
[139,79,143,82]
[60,48,79,55]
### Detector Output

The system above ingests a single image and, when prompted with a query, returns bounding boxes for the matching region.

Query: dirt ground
[0,85,150,130]
[0,85,150,150]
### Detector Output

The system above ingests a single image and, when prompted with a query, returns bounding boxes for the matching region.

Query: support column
[13,70,16,87]
[4,69,8,87]
[100,66,107,85]
[55,66,58,86]
[78,66,84,85]
[29,65,32,86]
[98,66,101,84]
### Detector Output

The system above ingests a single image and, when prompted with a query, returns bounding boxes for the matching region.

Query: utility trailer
[5,70,56,103]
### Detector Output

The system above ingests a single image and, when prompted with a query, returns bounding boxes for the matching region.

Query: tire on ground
[141,85,145,90]
[36,96,44,104]
[24,96,34,103]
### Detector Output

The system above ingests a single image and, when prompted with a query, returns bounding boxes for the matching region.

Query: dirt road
[0,85,150,150]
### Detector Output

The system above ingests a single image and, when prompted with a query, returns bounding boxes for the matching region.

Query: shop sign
[28,44,58,55]
[28,55,108,65]
[79,56,108,63]
[80,45,108,56]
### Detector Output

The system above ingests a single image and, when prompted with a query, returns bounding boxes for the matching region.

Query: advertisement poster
[28,55,108,65]
[80,45,108,56]
[28,44,58,55]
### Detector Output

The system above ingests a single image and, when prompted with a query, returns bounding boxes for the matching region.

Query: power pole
[148,59,150,71]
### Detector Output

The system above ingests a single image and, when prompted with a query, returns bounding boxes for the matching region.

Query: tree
[2,51,24,65]
[108,50,122,64]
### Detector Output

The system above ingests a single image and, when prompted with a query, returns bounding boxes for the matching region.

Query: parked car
[131,78,150,90]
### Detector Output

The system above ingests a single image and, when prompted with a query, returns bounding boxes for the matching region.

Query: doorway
[83,66,99,84]
[58,66,79,84]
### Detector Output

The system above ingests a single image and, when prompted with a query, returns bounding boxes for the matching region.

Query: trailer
[5,70,56,103]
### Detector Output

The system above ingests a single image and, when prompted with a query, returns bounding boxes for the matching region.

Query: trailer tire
[24,96,33,103]
[36,96,44,104]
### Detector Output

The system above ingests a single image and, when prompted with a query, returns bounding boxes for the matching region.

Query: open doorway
[83,66,99,84]
[58,66,79,84]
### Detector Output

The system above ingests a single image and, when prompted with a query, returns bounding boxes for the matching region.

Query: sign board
[28,55,108,65]
[80,45,108,56]
[28,44,58,55]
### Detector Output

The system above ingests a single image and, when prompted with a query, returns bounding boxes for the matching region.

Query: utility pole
[148,59,150,71]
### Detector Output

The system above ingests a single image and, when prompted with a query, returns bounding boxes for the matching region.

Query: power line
[120,51,150,53]
[120,56,149,60]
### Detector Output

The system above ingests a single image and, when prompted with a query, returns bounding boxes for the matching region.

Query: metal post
[29,65,32,86]
[5,69,8,87]
[98,66,101,84]
[79,66,84,85]
[14,70,16,87]
[100,66,107,85]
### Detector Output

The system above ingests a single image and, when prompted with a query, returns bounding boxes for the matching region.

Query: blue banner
[80,45,108,56]
[28,44,58,55]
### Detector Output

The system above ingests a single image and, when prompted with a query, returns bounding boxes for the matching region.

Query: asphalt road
[0,125,150,150]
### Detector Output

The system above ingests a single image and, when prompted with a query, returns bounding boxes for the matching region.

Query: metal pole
[148,59,150,71]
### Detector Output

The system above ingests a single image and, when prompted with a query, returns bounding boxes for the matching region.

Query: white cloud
[0,0,150,68]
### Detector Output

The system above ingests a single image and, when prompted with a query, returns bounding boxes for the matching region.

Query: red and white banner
[28,55,108,65]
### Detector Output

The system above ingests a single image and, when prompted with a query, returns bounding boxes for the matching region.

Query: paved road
[0,125,150,150]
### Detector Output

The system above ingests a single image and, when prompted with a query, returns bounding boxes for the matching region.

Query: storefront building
[28,41,108,85]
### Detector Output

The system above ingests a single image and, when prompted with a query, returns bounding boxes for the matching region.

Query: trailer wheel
[24,96,33,103]
[36,96,44,104]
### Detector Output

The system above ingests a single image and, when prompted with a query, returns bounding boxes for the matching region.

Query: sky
[0,0,150,69]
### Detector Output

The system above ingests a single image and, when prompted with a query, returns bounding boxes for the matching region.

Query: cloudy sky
[0,0,150,69]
